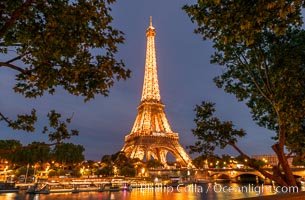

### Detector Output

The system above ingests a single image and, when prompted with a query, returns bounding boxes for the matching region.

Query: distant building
[251,154,293,167]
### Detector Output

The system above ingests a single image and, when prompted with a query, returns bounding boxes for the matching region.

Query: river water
[0,182,301,200]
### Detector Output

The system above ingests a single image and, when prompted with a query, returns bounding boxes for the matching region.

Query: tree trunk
[261,112,297,187]
[230,143,288,186]
[272,143,297,186]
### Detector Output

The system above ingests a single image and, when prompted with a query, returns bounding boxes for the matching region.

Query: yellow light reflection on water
[0,193,17,200]
[0,183,291,200]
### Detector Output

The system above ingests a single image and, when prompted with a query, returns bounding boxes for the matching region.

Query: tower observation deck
[121,17,193,168]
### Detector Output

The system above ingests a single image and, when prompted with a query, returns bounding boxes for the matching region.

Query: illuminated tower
[121,17,193,168]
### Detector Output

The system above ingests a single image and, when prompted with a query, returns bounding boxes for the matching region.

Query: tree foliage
[0,0,130,99]
[190,103,298,186]
[0,140,85,168]
[12,141,51,166]
[189,101,246,155]
[100,151,140,177]
[192,156,206,169]
[0,140,22,162]
[146,159,163,169]
[0,0,130,147]
[184,0,305,186]
[184,0,304,45]
[52,143,85,166]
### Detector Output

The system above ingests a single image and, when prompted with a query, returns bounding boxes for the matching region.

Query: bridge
[201,168,305,181]
[148,168,305,183]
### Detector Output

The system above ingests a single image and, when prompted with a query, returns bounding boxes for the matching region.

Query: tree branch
[237,51,276,110]
[0,112,13,126]
[0,62,26,73]
[258,45,273,95]
[5,53,29,64]
[230,142,289,186]
[0,0,34,39]
[254,46,274,97]
[0,42,22,46]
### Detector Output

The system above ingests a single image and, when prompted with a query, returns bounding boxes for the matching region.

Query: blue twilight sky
[0,1,278,161]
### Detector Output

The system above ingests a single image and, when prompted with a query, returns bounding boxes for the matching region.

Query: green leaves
[52,143,85,166]
[184,0,305,150]
[43,110,79,143]
[99,151,138,177]
[184,0,303,46]
[0,140,22,153]
[1,0,130,100]
[189,101,246,155]
[146,159,163,169]
[0,140,85,166]
[185,0,305,186]
[0,108,77,144]
[0,140,51,166]
[0,109,37,132]
[0,0,129,150]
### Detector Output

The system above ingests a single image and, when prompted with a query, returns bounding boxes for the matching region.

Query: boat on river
[26,181,131,194]
[0,182,19,193]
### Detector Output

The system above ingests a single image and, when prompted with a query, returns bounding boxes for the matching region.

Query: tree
[98,165,113,177]
[190,101,296,186]
[13,141,51,167]
[146,159,163,169]
[52,143,85,167]
[192,156,205,169]
[0,140,52,170]
[120,166,136,177]
[111,151,136,176]
[99,154,114,176]
[0,1,130,149]
[99,151,139,177]
[292,156,305,167]
[0,140,22,163]
[184,0,305,186]
[101,154,112,164]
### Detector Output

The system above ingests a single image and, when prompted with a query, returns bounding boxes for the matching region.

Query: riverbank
[238,191,305,199]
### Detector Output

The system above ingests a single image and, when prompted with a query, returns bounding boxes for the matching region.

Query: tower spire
[150,16,152,27]
[121,17,194,168]
[141,16,160,102]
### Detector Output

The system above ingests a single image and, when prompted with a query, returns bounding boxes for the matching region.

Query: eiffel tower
[121,17,193,168]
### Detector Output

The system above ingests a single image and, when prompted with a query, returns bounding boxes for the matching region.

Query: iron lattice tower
[121,17,193,168]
